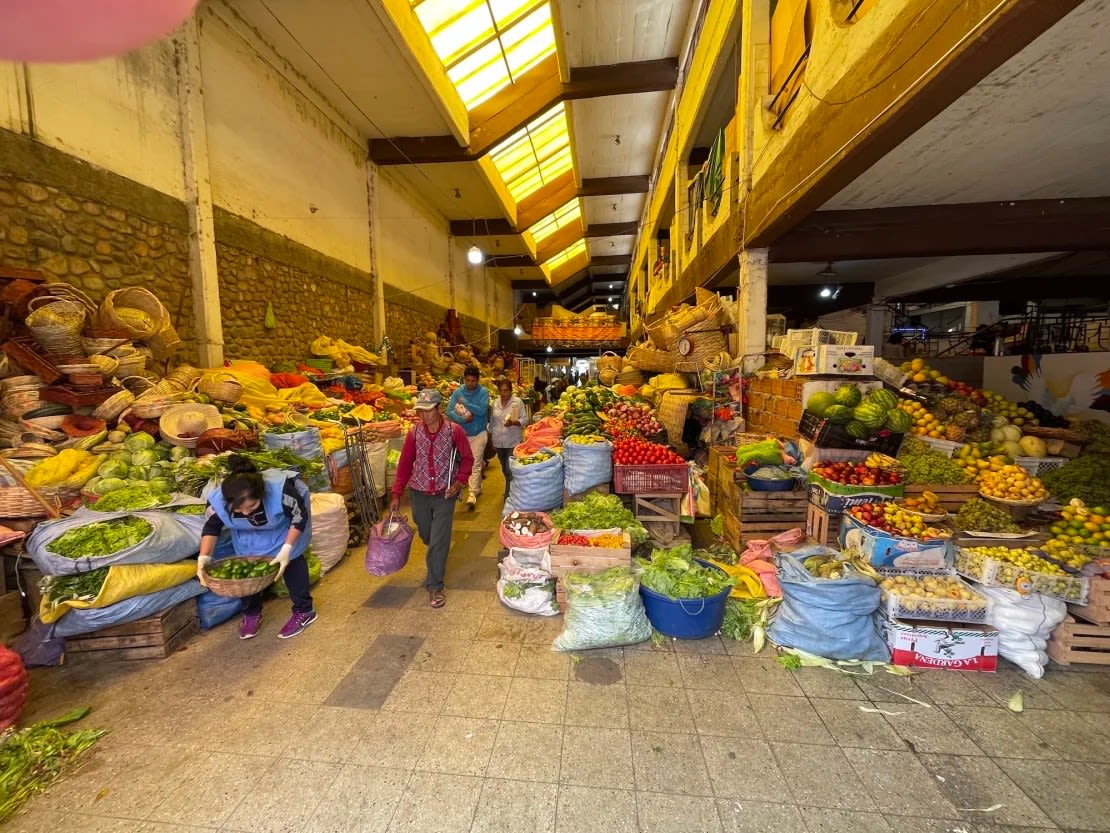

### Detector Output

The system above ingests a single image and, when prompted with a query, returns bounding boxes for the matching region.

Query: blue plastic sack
[563,437,612,496]
[197,590,244,630]
[767,551,889,661]
[504,450,564,514]
[49,579,205,639]
[262,428,330,492]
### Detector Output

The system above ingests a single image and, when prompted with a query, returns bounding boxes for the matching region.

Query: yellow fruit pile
[898,358,951,386]
[961,545,1066,576]
[900,490,943,515]
[979,465,1047,503]
[955,444,1012,483]
[897,400,947,438]
[1048,498,1109,554]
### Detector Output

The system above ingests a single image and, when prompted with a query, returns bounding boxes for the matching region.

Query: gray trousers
[409,489,457,590]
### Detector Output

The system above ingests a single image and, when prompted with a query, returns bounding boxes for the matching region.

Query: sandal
[429,589,446,609]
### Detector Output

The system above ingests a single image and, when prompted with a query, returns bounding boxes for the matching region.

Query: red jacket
[392,419,474,499]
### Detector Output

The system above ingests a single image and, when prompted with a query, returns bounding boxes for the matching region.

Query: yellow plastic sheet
[39,562,198,623]
[709,561,767,600]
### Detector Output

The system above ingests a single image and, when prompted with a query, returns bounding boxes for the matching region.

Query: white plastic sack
[563,437,612,495]
[504,451,563,514]
[311,492,350,573]
[365,440,388,496]
[979,586,1068,678]
[497,547,558,617]
[553,566,651,651]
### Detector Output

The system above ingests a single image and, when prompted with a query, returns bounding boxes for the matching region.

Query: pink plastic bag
[365,514,414,576]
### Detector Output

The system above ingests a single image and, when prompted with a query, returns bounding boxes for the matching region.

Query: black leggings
[496,447,513,492]
[243,553,313,615]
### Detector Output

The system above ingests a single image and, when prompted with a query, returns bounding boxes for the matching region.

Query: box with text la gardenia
[879,615,999,672]
[838,513,951,569]
[806,472,903,514]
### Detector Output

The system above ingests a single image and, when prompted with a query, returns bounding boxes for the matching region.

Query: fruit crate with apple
[878,568,988,623]
[807,462,904,514]
[839,513,951,569]
[955,546,1089,604]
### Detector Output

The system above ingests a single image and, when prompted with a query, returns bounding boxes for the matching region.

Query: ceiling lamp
[467,245,483,265]
[546,345,553,353]
[513,325,522,336]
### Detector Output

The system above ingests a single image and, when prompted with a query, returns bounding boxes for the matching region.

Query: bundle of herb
[636,545,734,599]
[41,568,110,609]
[46,517,152,559]
[173,448,323,496]
[89,486,172,512]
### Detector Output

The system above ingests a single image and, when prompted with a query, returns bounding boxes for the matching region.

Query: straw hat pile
[159,403,223,448]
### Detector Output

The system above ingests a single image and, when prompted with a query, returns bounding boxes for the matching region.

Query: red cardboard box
[880,616,999,672]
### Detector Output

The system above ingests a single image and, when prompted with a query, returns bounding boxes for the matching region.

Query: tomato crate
[548,529,632,612]
[613,464,688,494]
[1048,617,1110,666]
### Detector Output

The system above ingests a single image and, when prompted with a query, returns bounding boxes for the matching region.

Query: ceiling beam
[895,273,1110,304]
[769,198,1110,263]
[585,222,638,238]
[591,254,632,268]
[578,176,650,197]
[485,255,535,268]
[745,0,1085,248]
[368,56,679,165]
[452,209,641,238]
[510,279,549,290]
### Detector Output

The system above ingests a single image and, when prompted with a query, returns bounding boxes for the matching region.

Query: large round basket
[626,342,677,373]
[198,373,243,405]
[97,288,167,340]
[0,485,67,519]
[596,351,622,373]
[202,556,280,598]
[92,388,135,422]
[25,298,86,356]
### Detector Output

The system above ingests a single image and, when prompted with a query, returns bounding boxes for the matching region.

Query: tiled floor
[12,465,1110,833]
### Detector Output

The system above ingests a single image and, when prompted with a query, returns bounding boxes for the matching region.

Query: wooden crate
[734,490,808,540]
[1048,616,1110,666]
[634,493,683,544]
[1069,577,1110,626]
[65,600,199,663]
[549,529,632,611]
[562,483,610,504]
[904,484,979,512]
[721,510,740,553]
[806,504,842,547]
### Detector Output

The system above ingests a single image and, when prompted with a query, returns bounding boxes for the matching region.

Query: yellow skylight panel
[526,200,582,245]
[501,5,555,78]
[449,42,510,107]
[489,104,572,202]
[542,239,587,272]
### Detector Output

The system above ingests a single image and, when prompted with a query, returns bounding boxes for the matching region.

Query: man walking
[390,389,473,608]
[446,366,490,511]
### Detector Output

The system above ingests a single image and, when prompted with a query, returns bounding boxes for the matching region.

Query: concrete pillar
[865,303,888,355]
[174,16,224,368]
[738,248,768,372]
[366,161,385,343]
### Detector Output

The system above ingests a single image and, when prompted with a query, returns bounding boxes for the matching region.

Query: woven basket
[596,351,622,373]
[88,354,120,376]
[164,364,202,392]
[198,373,243,405]
[626,342,677,373]
[131,393,188,420]
[115,354,147,378]
[92,389,135,422]
[82,336,131,356]
[97,288,167,340]
[614,368,644,386]
[26,298,86,356]
[673,324,728,373]
[0,485,63,518]
[599,368,618,386]
[201,556,280,598]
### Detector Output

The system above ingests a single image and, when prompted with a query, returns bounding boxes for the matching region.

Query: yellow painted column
[738,247,768,372]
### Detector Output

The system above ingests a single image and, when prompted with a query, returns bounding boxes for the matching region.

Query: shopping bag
[365,513,414,576]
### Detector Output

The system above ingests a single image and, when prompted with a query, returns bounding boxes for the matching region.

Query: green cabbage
[130,449,160,467]
[170,446,192,462]
[123,432,156,453]
[94,477,127,494]
[97,460,129,479]
[148,478,176,493]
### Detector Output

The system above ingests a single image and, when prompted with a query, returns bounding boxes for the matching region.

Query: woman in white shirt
[490,378,528,498]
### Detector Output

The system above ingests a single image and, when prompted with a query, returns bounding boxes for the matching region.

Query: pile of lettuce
[549,493,647,544]
[83,432,187,497]
[46,517,153,559]
[636,545,734,599]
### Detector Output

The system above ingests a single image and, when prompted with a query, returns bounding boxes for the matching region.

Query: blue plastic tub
[640,560,732,640]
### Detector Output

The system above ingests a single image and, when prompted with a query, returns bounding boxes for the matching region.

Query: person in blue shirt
[446,365,490,510]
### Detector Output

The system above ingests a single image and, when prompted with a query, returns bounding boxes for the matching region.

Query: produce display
[46,517,152,559]
[206,558,279,581]
[24,449,101,490]
[897,436,972,485]
[878,571,988,622]
[900,490,945,516]
[82,432,185,497]
[847,502,949,539]
[1041,455,1110,508]
[557,532,624,548]
[565,434,608,446]
[637,546,735,599]
[174,448,324,496]
[90,486,173,512]
[549,493,646,543]
[800,553,880,581]
[1049,499,1110,550]
[805,383,909,439]
[954,443,1013,483]
[954,497,1022,533]
[516,450,557,466]
[979,465,1047,504]
[957,546,1088,602]
[41,567,109,609]
[612,438,684,466]
[810,462,901,487]
[600,401,663,439]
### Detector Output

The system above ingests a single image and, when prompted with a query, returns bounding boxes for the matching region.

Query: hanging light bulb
[546,345,553,353]
[467,245,483,265]
[819,287,832,298]
[513,325,522,336]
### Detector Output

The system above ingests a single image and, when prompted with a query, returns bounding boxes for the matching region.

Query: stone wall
[385,289,489,361]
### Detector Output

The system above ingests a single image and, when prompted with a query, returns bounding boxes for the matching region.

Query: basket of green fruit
[202,556,280,597]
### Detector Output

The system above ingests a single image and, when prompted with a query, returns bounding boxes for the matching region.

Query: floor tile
[386,771,483,833]
[522,616,566,646]
[636,791,724,833]
[628,684,696,733]
[564,681,629,728]
[471,779,557,833]
[501,676,567,723]
[771,743,877,811]
[464,641,521,676]
[303,764,409,833]
[686,688,762,738]
[732,658,805,696]
[995,758,1110,831]
[147,751,270,828]
[631,731,713,796]
[678,653,741,691]
[969,667,1063,711]
[716,799,805,833]
[348,711,437,769]
[791,668,867,701]
[873,701,983,756]
[410,637,473,675]
[415,715,498,776]
[515,645,572,680]
[700,736,788,800]
[381,670,456,715]
[1035,671,1110,713]
[555,785,638,833]
[748,694,835,745]
[800,807,893,833]
[1016,707,1110,762]
[674,636,728,655]
[442,673,511,720]
[841,747,960,818]
[292,705,379,763]
[560,726,634,789]
[486,722,563,783]
[941,705,1059,760]
[475,616,527,644]
[918,753,1056,829]
[810,698,907,750]
[623,650,684,687]
[224,757,342,833]
[908,672,998,707]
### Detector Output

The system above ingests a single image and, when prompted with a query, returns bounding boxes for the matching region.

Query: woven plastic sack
[39,561,198,623]
[767,550,889,661]
[978,585,1067,678]
[563,436,613,496]
[197,590,243,630]
[49,579,204,639]
[499,511,554,549]
[311,492,350,573]
[553,566,652,651]
[262,428,330,492]
[497,547,558,617]
[503,451,563,515]
[365,514,414,576]
[26,509,200,576]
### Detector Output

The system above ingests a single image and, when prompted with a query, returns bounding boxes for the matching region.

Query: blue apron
[206,469,311,560]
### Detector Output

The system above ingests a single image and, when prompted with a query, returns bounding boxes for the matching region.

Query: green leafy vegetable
[637,545,734,599]
[777,653,803,670]
[171,504,207,515]
[122,432,156,453]
[41,568,109,608]
[721,598,758,641]
[46,517,152,558]
[89,486,172,512]
[549,493,647,544]
[174,448,324,497]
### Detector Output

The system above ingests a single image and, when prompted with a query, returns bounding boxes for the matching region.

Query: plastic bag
[263,428,330,491]
[497,547,558,616]
[311,492,350,573]
[364,439,388,496]
[553,566,652,651]
[197,590,244,629]
[49,580,205,639]
[767,551,888,661]
[563,436,612,496]
[26,509,200,576]
[499,511,554,550]
[365,514,414,576]
[978,585,1067,678]
[39,561,198,623]
[504,451,563,514]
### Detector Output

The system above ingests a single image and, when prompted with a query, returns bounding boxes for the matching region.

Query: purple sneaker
[239,612,262,640]
[278,609,318,639]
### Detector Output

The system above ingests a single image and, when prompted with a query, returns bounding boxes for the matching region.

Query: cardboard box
[794,345,875,376]
[880,616,999,672]
[839,514,950,569]
[807,474,903,514]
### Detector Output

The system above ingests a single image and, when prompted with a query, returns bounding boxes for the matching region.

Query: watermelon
[865,388,898,411]
[845,420,869,440]
[834,384,862,408]
[806,391,837,418]
[853,403,887,429]
[885,408,912,433]
[824,405,853,425]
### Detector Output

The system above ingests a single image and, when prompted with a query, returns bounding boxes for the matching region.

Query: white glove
[270,544,293,579]
[197,555,212,588]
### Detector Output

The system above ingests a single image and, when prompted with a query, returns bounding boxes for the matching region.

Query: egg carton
[878,567,988,623]
[955,548,1088,605]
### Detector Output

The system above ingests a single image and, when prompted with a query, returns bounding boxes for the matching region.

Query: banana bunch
[802,553,881,582]
[865,452,903,470]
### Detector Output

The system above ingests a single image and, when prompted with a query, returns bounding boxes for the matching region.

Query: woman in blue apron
[197,455,315,640]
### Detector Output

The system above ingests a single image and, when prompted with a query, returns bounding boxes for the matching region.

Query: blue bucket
[640,560,732,640]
